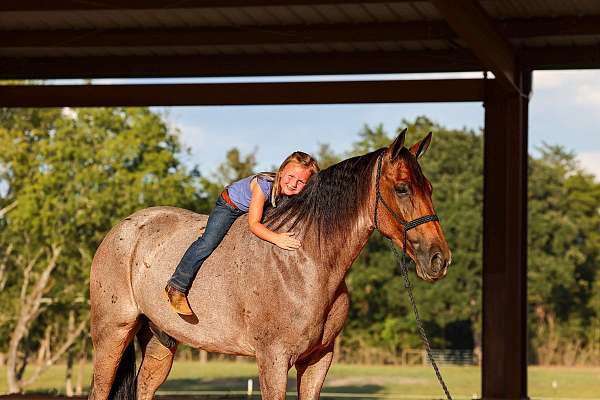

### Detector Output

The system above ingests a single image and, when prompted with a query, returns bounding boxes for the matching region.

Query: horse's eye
[395,184,410,197]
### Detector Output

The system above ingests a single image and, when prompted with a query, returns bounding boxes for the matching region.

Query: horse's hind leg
[136,323,178,400]
[295,344,334,400]
[89,318,139,400]
[89,274,141,398]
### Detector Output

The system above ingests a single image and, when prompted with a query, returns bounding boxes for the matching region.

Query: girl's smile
[279,162,312,196]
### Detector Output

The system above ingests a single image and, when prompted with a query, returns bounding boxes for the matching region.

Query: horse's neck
[309,208,374,295]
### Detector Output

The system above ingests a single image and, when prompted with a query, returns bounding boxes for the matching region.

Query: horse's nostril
[430,252,444,274]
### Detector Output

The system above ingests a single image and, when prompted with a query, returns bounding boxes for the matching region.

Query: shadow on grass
[161,376,385,396]
[322,384,384,395]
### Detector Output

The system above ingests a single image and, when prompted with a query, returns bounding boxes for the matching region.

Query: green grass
[1,362,599,399]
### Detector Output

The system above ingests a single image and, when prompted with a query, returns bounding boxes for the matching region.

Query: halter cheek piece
[373,153,452,400]
[373,153,439,252]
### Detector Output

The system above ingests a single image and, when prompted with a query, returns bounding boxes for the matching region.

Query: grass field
[1,362,599,399]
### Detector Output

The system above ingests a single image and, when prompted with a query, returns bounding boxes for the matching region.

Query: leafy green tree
[315,143,341,170]
[528,145,600,364]
[344,116,484,359]
[348,123,393,156]
[200,148,257,206]
[0,107,201,392]
[343,117,599,366]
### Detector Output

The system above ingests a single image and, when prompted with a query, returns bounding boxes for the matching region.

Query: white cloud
[534,71,567,89]
[575,84,600,108]
[577,151,600,180]
[533,70,600,109]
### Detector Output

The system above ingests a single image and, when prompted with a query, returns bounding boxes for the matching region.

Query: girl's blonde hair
[266,151,320,207]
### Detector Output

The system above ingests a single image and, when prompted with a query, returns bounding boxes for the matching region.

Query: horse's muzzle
[416,246,450,282]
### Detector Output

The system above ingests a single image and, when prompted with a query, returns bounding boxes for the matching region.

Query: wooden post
[482,71,531,400]
[199,349,208,364]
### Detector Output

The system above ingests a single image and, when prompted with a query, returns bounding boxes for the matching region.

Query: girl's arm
[248,178,301,250]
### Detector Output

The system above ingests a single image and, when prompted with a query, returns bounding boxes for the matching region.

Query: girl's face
[279,162,312,196]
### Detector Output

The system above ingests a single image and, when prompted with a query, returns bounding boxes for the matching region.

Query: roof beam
[1,45,598,80]
[498,16,600,38]
[0,50,480,80]
[431,0,517,92]
[4,17,600,48]
[0,79,485,107]
[0,0,415,12]
[520,45,600,70]
[0,23,454,48]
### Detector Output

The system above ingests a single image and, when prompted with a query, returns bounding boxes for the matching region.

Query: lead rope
[389,236,452,400]
[374,154,452,400]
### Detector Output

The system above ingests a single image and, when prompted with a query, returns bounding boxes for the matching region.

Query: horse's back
[90,206,207,282]
[114,206,261,354]
[90,205,327,357]
[90,206,207,320]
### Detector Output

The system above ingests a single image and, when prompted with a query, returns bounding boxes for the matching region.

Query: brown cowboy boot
[164,284,194,315]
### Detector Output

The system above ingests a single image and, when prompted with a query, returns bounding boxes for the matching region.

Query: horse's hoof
[164,284,194,316]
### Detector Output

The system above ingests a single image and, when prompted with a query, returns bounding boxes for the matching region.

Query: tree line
[0,107,598,393]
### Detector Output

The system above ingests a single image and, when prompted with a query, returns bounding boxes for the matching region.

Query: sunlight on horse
[88,130,451,400]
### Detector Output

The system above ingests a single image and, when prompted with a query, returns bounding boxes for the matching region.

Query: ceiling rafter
[0,22,453,47]
[2,16,600,48]
[430,0,518,92]
[0,0,418,12]
[0,50,480,79]
[0,45,598,80]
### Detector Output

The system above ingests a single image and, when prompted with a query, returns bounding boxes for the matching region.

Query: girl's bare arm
[248,178,300,250]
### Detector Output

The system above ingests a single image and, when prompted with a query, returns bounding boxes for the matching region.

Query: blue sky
[161,99,483,173]
[159,70,600,178]
[60,70,600,178]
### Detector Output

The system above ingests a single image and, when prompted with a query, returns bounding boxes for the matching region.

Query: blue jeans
[168,196,245,293]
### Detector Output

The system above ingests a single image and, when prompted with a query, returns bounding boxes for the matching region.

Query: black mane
[264,149,384,242]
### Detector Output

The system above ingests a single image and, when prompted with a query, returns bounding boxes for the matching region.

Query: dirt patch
[328,376,427,386]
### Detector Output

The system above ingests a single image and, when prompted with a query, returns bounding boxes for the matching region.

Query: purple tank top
[227,175,273,212]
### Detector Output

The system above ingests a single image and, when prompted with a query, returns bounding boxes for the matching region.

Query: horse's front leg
[295,343,334,400]
[296,283,349,399]
[256,346,291,400]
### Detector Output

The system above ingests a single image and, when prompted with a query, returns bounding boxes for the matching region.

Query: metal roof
[0,1,599,79]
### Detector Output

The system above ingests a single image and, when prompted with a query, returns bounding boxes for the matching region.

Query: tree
[348,123,393,156]
[0,106,202,392]
[341,117,600,366]
[200,147,257,206]
[343,116,484,360]
[315,143,342,169]
[527,145,600,364]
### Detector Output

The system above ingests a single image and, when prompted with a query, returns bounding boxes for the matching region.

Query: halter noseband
[372,153,452,400]
[373,153,439,251]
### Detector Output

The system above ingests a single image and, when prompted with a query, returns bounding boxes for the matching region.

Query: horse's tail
[107,341,137,400]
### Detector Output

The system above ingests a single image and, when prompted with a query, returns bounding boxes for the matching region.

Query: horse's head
[372,129,451,282]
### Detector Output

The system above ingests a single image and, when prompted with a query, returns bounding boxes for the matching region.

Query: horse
[88,130,451,400]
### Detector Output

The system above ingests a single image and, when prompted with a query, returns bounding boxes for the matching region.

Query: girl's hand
[275,232,301,250]
[248,179,302,250]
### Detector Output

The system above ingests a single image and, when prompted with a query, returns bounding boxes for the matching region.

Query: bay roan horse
[89,130,451,400]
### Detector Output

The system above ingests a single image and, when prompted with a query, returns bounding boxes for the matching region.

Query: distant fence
[401,349,477,366]
[426,349,477,366]
[336,346,478,366]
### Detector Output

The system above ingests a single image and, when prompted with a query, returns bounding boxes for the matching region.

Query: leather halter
[373,153,439,251]
[372,152,452,400]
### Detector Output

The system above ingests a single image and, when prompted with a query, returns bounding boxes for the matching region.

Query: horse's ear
[409,132,432,159]
[388,128,407,160]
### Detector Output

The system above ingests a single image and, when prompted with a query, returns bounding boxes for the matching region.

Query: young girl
[165,151,320,315]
